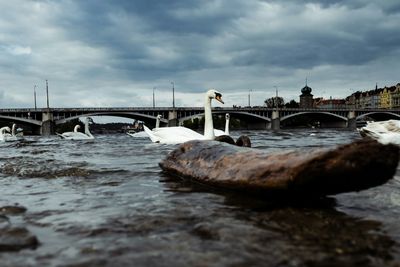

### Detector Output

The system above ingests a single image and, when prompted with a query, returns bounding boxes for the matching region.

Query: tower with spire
[299,78,314,108]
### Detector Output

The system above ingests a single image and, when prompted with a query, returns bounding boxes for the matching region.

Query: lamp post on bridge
[46,80,49,109]
[248,89,252,107]
[273,86,278,109]
[171,81,175,108]
[34,85,37,110]
[153,87,156,108]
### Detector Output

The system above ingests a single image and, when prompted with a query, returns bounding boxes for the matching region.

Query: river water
[1,129,400,267]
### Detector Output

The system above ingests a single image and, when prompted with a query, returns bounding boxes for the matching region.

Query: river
[0,129,399,267]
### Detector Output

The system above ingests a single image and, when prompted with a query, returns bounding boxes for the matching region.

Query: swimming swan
[154,114,162,129]
[0,126,12,142]
[127,115,162,138]
[8,124,24,141]
[0,124,24,142]
[143,89,224,144]
[58,117,94,140]
[358,119,400,145]
[214,113,230,137]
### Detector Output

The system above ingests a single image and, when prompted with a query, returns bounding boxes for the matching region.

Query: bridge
[1,107,400,135]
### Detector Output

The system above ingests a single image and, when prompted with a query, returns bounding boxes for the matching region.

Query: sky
[1,0,399,111]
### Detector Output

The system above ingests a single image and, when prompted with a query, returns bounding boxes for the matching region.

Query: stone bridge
[0,107,400,135]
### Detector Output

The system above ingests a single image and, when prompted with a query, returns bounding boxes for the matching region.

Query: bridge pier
[168,110,178,127]
[271,110,280,130]
[41,111,55,136]
[347,111,356,129]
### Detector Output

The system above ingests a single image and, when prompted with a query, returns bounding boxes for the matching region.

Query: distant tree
[284,99,300,108]
[264,96,285,108]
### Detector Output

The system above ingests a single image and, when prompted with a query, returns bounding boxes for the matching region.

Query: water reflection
[161,175,397,266]
[0,130,399,266]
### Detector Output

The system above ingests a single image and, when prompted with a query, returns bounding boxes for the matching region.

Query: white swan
[143,89,224,144]
[0,124,24,142]
[0,126,12,142]
[155,114,162,129]
[358,119,400,145]
[58,117,94,140]
[127,115,162,138]
[12,124,23,137]
[214,113,230,136]
[8,124,24,141]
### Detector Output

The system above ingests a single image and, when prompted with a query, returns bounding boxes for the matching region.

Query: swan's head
[86,117,94,123]
[207,89,224,104]
[225,113,230,120]
[157,114,162,119]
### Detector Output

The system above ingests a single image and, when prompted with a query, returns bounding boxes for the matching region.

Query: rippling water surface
[1,129,400,267]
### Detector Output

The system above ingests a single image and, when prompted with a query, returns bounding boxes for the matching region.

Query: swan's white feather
[359,120,400,145]
[214,129,225,136]
[144,125,205,144]
[127,131,148,138]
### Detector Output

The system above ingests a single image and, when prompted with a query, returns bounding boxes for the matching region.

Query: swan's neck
[203,96,215,140]
[11,124,16,136]
[225,118,230,135]
[155,117,160,128]
[84,120,93,137]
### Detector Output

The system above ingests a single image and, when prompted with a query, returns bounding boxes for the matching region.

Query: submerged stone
[0,227,39,251]
[159,139,399,197]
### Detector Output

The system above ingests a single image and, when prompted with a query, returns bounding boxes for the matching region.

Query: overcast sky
[1,0,399,110]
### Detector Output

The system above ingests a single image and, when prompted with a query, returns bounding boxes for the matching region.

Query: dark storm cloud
[35,0,253,82]
[225,1,400,68]
[53,0,400,74]
[0,0,399,107]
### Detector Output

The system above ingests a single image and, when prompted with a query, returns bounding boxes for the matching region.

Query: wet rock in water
[0,205,27,215]
[159,139,399,197]
[215,135,235,145]
[236,135,251,147]
[0,227,39,251]
[215,135,252,147]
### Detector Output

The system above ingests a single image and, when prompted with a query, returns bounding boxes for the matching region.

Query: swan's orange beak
[215,94,224,104]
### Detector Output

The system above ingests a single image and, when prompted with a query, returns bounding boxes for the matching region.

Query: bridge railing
[1,107,400,113]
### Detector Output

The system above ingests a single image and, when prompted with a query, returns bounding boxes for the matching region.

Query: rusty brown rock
[159,139,399,197]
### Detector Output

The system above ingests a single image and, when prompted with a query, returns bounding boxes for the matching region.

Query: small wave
[90,168,128,176]
[99,181,121,186]
[1,158,90,179]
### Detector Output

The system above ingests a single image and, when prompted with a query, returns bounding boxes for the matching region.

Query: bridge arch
[281,111,348,122]
[0,115,42,126]
[356,111,400,120]
[178,111,271,130]
[55,112,168,127]
[179,111,271,122]
[280,111,348,128]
